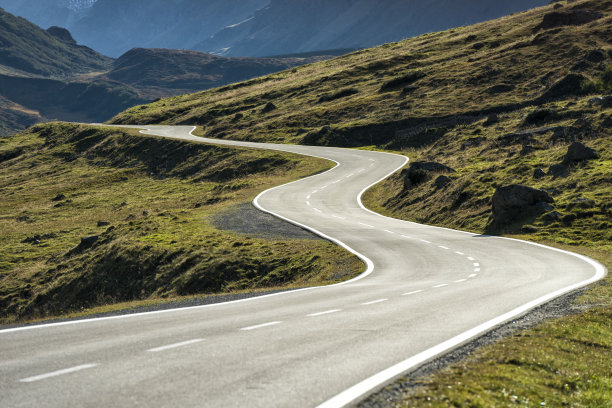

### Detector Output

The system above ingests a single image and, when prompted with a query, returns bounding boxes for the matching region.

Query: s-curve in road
[0,125,605,408]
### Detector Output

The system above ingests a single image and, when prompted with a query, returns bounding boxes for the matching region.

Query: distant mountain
[0,0,94,32]
[0,7,111,77]
[67,0,268,57]
[195,0,550,57]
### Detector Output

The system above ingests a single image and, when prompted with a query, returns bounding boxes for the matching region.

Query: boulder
[434,175,452,188]
[491,184,554,225]
[403,161,455,188]
[563,142,600,164]
[533,168,547,179]
[261,102,277,113]
[549,164,569,178]
[536,9,603,30]
[80,236,99,247]
[97,221,111,227]
[538,73,587,101]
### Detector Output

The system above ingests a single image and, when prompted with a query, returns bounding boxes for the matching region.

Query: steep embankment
[0,123,362,323]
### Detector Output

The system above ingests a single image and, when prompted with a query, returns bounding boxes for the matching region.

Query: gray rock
[533,168,547,179]
[261,102,277,113]
[80,236,98,246]
[97,221,111,227]
[563,142,600,164]
[52,193,66,202]
[549,164,569,178]
[536,9,603,30]
[491,184,554,225]
[434,175,452,188]
[536,202,554,212]
[544,211,563,221]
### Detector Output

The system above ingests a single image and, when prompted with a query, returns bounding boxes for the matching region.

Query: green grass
[0,123,363,323]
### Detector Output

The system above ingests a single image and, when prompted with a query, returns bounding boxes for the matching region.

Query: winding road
[0,125,605,408]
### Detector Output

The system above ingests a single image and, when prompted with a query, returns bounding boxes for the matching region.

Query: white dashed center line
[473,263,480,267]
[306,194,311,200]
[362,299,388,305]
[433,284,448,288]
[454,279,467,283]
[402,290,423,296]
[359,223,374,228]
[438,245,449,250]
[306,201,312,206]
[332,215,346,220]
[240,321,281,331]
[308,309,342,317]
[467,257,475,261]
[148,339,203,353]
[19,364,97,383]
[420,239,431,244]
[469,274,478,278]
[455,251,464,255]
[313,208,323,213]
[384,230,396,235]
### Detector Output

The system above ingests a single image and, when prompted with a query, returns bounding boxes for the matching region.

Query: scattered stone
[563,141,600,164]
[568,198,596,209]
[533,168,547,179]
[142,210,149,216]
[52,193,66,202]
[97,221,111,227]
[460,136,486,150]
[548,164,569,178]
[261,102,277,113]
[472,42,485,50]
[544,211,563,221]
[80,236,98,246]
[520,145,536,155]
[22,233,56,245]
[484,113,499,126]
[538,73,588,101]
[536,9,603,30]
[119,201,127,207]
[588,96,604,106]
[585,49,605,63]
[434,175,452,188]
[491,184,554,225]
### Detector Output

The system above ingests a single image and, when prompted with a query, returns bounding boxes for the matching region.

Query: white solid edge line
[240,321,281,331]
[147,338,204,353]
[20,364,97,383]
[317,250,606,408]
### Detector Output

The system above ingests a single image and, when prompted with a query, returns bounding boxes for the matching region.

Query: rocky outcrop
[536,9,603,30]
[538,74,588,101]
[403,161,455,188]
[490,184,553,226]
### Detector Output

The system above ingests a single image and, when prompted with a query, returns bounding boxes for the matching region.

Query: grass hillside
[109,0,611,404]
[0,7,112,77]
[0,123,362,323]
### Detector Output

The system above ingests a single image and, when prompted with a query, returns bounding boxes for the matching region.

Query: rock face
[403,161,455,188]
[46,26,76,44]
[491,184,553,226]
[563,142,600,164]
[538,74,588,101]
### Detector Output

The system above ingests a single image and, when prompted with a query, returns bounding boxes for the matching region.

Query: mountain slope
[68,0,268,57]
[0,0,94,33]
[195,0,550,56]
[0,7,111,77]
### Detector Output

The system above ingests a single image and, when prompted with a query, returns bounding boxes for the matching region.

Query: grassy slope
[0,123,363,323]
[109,0,611,405]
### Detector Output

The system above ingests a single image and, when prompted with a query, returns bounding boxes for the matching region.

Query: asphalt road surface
[0,125,605,408]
